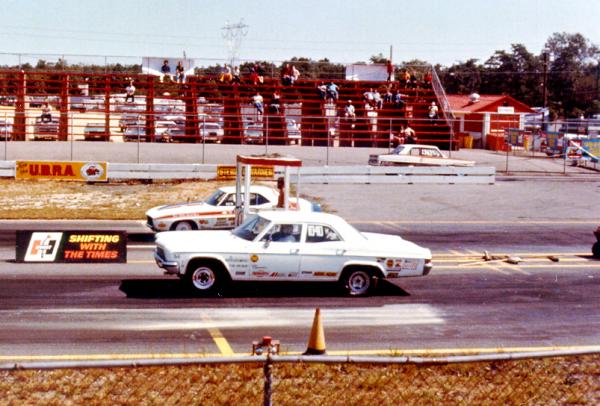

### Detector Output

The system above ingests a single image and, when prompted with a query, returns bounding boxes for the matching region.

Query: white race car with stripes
[154,211,432,296]
[145,185,318,232]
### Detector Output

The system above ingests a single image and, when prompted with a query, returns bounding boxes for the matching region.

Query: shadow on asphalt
[119,279,409,299]
[127,233,155,243]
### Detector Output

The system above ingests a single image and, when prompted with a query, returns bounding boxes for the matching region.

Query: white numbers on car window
[307,225,324,237]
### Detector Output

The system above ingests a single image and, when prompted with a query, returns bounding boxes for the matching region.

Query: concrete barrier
[0,161,496,184]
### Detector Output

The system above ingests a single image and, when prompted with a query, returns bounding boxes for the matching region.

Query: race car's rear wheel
[185,261,229,295]
[172,221,196,231]
[341,268,374,296]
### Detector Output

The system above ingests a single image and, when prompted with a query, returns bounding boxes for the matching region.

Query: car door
[298,223,347,281]
[250,223,303,279]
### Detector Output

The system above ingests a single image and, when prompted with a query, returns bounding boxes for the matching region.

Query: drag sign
[16,231,127,263]
[16,160,108,182]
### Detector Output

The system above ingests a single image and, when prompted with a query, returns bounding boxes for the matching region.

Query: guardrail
[0,161,496,184]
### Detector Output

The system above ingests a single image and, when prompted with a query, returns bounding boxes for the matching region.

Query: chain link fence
[2,352,600,405]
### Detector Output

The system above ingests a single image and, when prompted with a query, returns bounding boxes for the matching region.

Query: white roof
[219,185,276,195]
[256,211,363,238]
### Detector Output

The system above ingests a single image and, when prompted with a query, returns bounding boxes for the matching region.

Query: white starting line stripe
[0,305,444,331]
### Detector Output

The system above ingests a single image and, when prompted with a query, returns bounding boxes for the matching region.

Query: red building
[446,94,534,149]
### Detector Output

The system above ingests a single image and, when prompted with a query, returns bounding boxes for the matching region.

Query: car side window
[306,224,342,243]
[410,148,421,156]
[263,224,302,243]
[221,193,236,206]
[253,193,270,205]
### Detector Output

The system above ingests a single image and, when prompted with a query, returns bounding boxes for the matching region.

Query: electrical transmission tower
[222,19,249,67]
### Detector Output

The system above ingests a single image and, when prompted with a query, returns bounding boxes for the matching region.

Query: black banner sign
[16,231,127,263]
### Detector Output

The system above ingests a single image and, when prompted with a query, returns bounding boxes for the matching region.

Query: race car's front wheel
[173,221,196,231]
[185,261,229,295]
[341,268,373,296]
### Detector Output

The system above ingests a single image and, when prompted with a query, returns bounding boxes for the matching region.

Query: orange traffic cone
[304,308,326,355]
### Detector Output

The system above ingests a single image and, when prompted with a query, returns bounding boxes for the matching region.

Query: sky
[1,0,599,67]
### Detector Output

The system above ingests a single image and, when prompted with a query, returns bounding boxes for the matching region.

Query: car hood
[146,201,233,218]
[156,230,246,252]
[361,232,431,258]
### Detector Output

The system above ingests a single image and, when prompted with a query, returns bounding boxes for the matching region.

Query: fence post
[265,115,269,154]
[3,112,7,160]
[263,356,273,406]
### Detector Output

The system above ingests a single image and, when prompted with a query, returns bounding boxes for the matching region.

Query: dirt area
[0,178,231,220]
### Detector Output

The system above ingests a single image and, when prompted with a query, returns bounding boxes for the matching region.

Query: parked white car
[154,211,432,296]
[146,185,319,232]
[369,144,475,167]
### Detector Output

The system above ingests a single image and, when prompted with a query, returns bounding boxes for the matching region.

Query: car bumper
[154,252,180,274]
[423,260,433,275]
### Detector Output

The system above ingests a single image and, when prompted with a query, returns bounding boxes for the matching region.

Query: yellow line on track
[351,220,598,225]
[202,315,234,356]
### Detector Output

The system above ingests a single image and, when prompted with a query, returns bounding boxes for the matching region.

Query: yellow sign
[16,160,108,182]
[217,165,274,180]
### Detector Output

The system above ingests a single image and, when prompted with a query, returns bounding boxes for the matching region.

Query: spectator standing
[317,82,327,100]
[161,60,171,82]
[253,92,264,118]
[175,61,185,83]
[125,80,136,103]
[326,82,339,102]
[424,70,433,87]
[386,59,394,81]
[428,101,439,124]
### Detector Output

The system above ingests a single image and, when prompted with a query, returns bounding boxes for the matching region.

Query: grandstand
[0,68,454,148]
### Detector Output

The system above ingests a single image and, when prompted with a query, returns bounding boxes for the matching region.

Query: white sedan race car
[146,185,319,232]
[154,211,432,296]
[368,144,475,167]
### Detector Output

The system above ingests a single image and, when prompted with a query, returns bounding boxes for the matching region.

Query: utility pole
[222,20,249,67]
[541,51,549,132]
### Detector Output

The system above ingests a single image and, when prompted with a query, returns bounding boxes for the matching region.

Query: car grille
[146,216,154,228]
[155,247,165,259]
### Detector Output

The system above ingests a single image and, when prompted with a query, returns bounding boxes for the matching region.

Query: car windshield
[205,189,227,206]
[393,145,407,154]
[231,215,270,241]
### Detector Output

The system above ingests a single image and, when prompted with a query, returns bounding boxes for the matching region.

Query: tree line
[1,32,597,119]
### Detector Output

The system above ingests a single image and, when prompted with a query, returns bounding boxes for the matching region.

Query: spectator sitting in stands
[317,82,327,100]
[175,61,185,83]
[41,102,53,123]
[428,101,439,124]
[232,66,241,84]
[250,65,259,85]
[281,63,293,86]
[373,89,383,109]
[344,100,356,121]
[424,70,433,87]
[404,124,417,144]
[161,60,172,82]
[326,82,339,102]
[383,86,393,103]
[393,90,405,109]
[269,91,281,114]
[363,88,375,106]
[402,70,411,87]
[291,65,300,84]
[220,64,232,83]
[125,80,136,103]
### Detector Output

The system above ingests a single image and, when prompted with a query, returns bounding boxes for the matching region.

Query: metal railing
[1,350,599,405]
